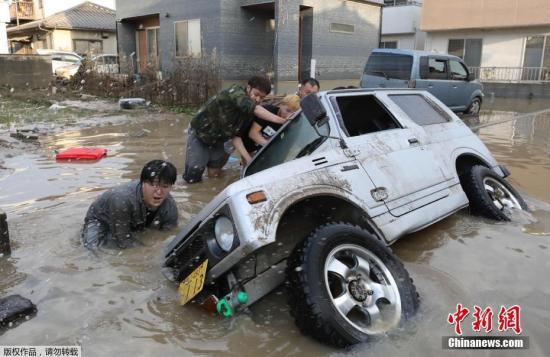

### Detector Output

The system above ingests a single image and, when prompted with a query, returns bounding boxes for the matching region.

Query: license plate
[178,259,208,306]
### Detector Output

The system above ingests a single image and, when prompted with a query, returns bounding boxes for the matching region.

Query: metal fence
[469,67,550,83]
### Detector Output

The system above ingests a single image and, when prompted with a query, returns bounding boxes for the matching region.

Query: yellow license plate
[178,259,208,306]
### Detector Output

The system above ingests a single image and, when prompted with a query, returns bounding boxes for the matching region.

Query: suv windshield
[244,112,330,177]
[364,53,413,80]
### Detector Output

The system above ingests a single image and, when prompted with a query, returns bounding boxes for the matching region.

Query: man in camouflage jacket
[183,75,287,183]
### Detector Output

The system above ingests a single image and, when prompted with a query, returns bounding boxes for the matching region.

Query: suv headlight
[214,216,235,252]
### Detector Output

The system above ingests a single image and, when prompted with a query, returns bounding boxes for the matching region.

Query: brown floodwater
[1,101,549,356]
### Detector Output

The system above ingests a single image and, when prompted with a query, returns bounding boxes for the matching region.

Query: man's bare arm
[232,136,252,164]
[254,105,287,124]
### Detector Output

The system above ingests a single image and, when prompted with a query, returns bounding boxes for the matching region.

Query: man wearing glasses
[82,160,179,250]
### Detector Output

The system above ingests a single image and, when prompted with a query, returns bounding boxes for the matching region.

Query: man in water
[82,160,178,250]
[183,75,287,183]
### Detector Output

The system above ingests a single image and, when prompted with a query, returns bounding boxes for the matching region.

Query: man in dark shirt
[183,75,287,183]
[82,160,178,250]
[234,94,300,163]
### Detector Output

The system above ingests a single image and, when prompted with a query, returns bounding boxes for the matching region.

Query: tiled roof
[8,2,115,33]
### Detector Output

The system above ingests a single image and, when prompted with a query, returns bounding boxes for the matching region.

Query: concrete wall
[0,55,52,88]
[303,0,382,80]
[483,82,550,99]
[421,0,550,32]
[382,4,421,35]
[221,1,275,79]
[50,29,117,54]
[425,26,550,67]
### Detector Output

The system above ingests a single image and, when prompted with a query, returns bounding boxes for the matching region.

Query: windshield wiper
[296,137,326,158]
[366,70,389,80]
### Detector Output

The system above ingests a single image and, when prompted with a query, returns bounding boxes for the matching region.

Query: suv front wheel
[286,223,419,347]
[466,97,482,115]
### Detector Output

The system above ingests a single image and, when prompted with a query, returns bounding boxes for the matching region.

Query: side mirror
[467,72,476,81]
[300,94,326,125]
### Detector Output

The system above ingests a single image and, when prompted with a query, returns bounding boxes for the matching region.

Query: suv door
[330,93,451,217]
[416,56,452,107]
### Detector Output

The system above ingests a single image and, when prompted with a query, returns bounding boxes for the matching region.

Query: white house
[421,0,550,81]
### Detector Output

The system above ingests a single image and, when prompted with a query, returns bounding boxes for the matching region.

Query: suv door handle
[408,138,419,145]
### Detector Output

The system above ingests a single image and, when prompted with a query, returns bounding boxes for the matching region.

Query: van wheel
[462,165,528,221]
[286,223,419,347]
[466,97,481,115]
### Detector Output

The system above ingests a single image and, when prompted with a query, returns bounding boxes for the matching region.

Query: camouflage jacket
[190,84,257,146]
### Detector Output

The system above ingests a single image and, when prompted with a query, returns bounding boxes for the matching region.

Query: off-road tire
[286,222,419,347]
[462,165,528,221]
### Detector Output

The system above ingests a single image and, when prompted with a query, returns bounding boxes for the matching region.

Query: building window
[175,19,201,57]
[73,40,103,56]
[379,41,398,49]
[330,23,355,34]
[448,39,482,67]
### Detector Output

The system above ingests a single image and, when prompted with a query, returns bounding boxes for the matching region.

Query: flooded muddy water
[1,101,549,356]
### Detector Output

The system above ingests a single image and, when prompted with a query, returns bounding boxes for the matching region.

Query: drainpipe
[377,5,382,48]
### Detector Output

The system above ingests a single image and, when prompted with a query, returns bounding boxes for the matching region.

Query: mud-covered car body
[163,88,516,345]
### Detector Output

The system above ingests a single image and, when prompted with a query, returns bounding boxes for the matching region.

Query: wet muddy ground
[0,97,549,356]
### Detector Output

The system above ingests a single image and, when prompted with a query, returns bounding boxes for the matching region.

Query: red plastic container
[56,147,107,161]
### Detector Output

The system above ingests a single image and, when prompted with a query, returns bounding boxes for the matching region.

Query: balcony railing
[9,1,35,21]
[469,67,550,83]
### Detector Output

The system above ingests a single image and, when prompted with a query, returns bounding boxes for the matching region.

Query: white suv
[163,89,526,347]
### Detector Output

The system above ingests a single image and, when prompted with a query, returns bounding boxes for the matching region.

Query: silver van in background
[360,49,484,114]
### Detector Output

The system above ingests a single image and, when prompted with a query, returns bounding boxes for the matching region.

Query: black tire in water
[286,222,419,347]
[466,97,482,115]
[461,165,528,221]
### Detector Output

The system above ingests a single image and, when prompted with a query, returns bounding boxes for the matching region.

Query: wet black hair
[247,75,272,95]
[140,160,177,185]
[300,77,320,89]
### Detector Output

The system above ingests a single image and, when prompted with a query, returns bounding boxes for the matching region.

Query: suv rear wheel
[286,223,419,347]
[462,165,528,221]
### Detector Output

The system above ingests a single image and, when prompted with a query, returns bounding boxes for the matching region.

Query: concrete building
[0,1,9,54]
[421,0,550,81]
[116,0,384,91]
[380,0,425,50]
[7,2,116,55]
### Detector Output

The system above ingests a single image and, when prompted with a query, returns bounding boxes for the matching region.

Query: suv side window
[449,60,468,80]
[420,57,449,80]
[389,94,452,125]
[335,95,400,137]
